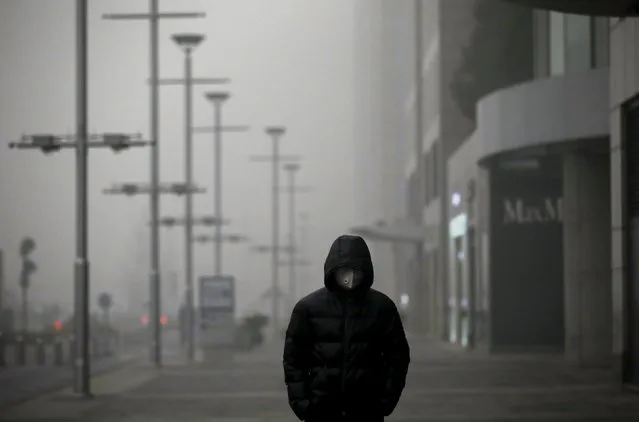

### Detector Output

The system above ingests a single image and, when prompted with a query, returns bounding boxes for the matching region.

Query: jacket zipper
[336,240,348,416]
[340,299,348,398]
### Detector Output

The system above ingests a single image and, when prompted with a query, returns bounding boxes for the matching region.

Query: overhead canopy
[500,0,639,17]
[349,220,438,246]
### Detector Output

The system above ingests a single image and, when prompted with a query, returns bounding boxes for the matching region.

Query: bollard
[35,338,46,366]
[90,338,97,359]
[69,336,76,367]
[107,336,115,356]
[53,337,63,366]
[95,338,103,358]
[0,333,5,368]
[15,336,26,366]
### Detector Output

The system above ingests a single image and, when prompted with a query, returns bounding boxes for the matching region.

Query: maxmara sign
[502,197,563,224]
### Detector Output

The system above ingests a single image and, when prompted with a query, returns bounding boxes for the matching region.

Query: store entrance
[624,97,639,386]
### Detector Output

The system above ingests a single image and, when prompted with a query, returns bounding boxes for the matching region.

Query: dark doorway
[624,96,639,386]
[467,227,477,349]
[489,156,564,352]
[454,236,464,345]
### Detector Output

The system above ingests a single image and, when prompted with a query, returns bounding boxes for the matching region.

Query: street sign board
[198,275,235,348]
[200,276,234,310]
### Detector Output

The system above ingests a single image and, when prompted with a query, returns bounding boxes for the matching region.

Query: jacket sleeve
[283,300,313,421]
[380,301,410,417]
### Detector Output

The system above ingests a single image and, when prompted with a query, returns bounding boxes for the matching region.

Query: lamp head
[283,162,301,172]
[265,126,286,137]
[205,91,230,103]
[171,33,205,51]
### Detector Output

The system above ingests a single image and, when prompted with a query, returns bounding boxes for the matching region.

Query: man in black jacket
[283,234,410,422]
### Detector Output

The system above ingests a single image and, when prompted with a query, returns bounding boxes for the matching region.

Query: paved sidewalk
[1,338,639,421]
[0,347,145,409]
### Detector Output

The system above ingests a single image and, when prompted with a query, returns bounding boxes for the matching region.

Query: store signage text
[502,197,563,224]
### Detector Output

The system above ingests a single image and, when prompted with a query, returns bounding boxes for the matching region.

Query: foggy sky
[0,0,357,316]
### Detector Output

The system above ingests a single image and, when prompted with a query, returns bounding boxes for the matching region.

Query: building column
[563,150,612,366]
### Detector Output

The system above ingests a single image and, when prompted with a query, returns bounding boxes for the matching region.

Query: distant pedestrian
[283,234,410,421]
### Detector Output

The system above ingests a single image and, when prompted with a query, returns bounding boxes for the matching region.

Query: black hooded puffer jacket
[283,235,410,421]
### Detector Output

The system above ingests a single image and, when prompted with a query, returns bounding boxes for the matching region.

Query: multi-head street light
[5,0,159,398]
[102,2,207,369]
[102,182,206,197]
[9,133,152,154]
[7,1,152,398]
[152,215,229,228]
[193,234,249,244]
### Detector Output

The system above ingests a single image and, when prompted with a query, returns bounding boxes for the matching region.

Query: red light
[140,315,149,326]
[160,315,168,325]
[54,321,63,331]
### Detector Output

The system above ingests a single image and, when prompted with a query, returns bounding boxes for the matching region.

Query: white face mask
[335,267,364,291]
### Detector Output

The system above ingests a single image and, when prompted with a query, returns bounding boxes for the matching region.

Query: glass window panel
[549,12,565,76]
[565,14,592,72]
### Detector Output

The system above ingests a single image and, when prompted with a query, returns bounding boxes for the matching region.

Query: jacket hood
[324,234,374,291]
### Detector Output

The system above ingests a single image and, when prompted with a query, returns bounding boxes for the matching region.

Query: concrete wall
[609,17,639,385]
[475,69,609,162]
[563,150,612,366]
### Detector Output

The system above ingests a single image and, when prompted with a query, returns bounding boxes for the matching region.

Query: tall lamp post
[162,33,228,361]
[74,0,90,394]
[8,129,150,396]
[248,127,291,338]
[201,92,251,276]
[282,163,301,307]
[268,126,285,335]
[102,0,206,369]
[280,165,313,309]
[206,92,228,276]
[8,0,152,392]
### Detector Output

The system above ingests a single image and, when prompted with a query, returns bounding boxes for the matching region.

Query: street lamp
[162,32,229,362]
[205,91,230,276]
[5,0,152,397]
[7,17,154,401]
[267,125,285,335]
[103,1,206,369]
[195,91,251,277]
[282,163,301,307]
[247,126,291,338]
